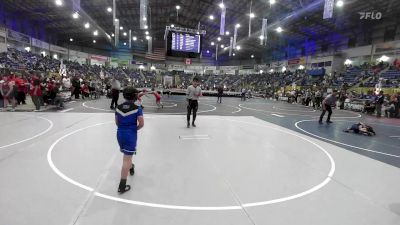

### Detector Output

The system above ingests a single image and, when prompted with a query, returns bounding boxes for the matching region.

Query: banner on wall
[32,38,50,50]
[184,58,192,65]
[323,0,334,19]
[90,54,108,62]
[69,50,88,58]
[7,30,30,44]
[50,45,68,54]
[220,66,239,71]
[204,66,216,70]
[168,64,185,70]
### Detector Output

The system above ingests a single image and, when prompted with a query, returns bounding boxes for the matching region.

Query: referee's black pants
[187,99,198,122]
[319,104,332,122]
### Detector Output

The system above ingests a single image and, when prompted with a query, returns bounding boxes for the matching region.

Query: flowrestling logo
[359,11,382,20]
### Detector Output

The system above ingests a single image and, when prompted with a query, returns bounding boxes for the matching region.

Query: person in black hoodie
[217,85,223,104]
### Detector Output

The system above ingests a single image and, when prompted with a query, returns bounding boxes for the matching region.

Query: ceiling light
[123,32,127,36]
[236,45,241,50]
[344,59,352,65]
[69,38,73,42]
[250,13,255,18]
[225,31,230,35]
[270,69,274,72]
[124,42,127,46]
[93,30,98,36]
[217,37,221,41]
[111,33,115,37]
[133,36,137,41]
[209,15,214,20]
[206,50,210,53]
[144,25,148,29]
[171,24,175,28]
[211,42,215,46]
[115,19,119,22]
[143,17,147,21]
[107,7,112,12]
[93,40,96,43]
[146,36,151,40]
[251,54,254,58]
[235,24,241,28]
[55,0,63,6]
[84,22,90,29]
[145,31,149,35]
[276,27,283,33]
[72,12,79,19]
[220,45,225,48]
[336,0,344,7]
[120,26,123,30]
[270,0,276,4]
[259,35,264,40]
[176,5,180,10]
[233,53,236,56]
[219,2,225,9]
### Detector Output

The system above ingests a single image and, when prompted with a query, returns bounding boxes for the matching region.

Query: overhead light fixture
[107,7,112,12]
[221,44,225,48]
[249,13,255,18]
[123,32,127,36]
[176,5,181,10]
[270,0,276,4]
[145,31,149,35]
[55,0,63,6]
[209,15,214,20]
[93,30,98,36]
[144,25,148,29]
[259,35,264,40]
[111,33,115,37]
[133,36,137,41]
[206,50,210,54]
[124,42,127,46]
[219,2,225,9]
[171,24,175,28]
[225,31,230,35]
[217,37,221,41]
[120,26,123,30]
[69,38,73,42]
[146,36,151,40]
[143,17,147,21]
[84,22,90,29]
[344,59,352,65]
[235,24,241,28]
[211,42,215,46]
[72,12,79,19]
[115,18,119,22]
[236,45,241,50]
[233,53,236,56]
[251,54,254,58]
[276,27,283,33]
[336,0,344,7]
[93,40,96,43]
[270,69,274,73]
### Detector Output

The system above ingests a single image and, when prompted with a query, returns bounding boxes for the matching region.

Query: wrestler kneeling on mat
[115,87,144,194]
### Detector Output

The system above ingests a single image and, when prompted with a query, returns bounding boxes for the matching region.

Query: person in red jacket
[30,77,42,111]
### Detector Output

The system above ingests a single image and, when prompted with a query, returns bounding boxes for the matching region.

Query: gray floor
[1,95,400,225]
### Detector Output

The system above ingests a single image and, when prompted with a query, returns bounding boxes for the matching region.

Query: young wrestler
[115,87,144,193]
[343,122,376,136]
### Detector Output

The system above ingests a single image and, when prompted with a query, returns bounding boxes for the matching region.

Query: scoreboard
[171,32,201,53]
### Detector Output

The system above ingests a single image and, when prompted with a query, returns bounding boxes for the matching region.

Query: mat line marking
[0,115,54,149]
[295,120,400,158]
[47,116,335,211]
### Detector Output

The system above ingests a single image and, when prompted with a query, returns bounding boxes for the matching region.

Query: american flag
[145,48,166,61]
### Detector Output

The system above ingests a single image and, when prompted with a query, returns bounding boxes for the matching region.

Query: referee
[319,90,338,124]
[186,77,202,128]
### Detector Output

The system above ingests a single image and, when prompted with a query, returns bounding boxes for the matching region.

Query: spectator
[30,77,42,111]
